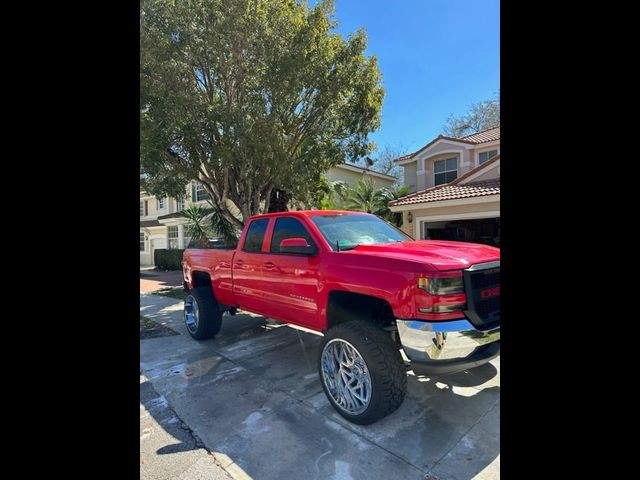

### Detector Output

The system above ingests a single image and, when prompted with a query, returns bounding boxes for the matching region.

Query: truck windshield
[311,214,412,251]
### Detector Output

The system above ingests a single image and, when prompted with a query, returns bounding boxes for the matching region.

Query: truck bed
[183,248,236,307]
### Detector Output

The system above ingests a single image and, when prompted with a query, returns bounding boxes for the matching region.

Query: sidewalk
[141,373,232,480]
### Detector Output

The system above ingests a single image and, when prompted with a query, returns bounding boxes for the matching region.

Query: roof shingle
[393,125,500,163]
[389,179,500,207]
[458,126,500,144]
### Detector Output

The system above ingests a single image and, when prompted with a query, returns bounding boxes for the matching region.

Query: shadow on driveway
[140,306,500,480]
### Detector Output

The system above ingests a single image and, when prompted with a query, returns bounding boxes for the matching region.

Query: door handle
[263,262,276,269]
[234,260,244,268]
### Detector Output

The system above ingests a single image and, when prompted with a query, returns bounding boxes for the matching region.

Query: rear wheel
[318,321,407,425]
[184,287,222,340]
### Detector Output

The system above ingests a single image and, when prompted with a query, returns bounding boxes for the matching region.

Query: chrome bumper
[396,319,500,375]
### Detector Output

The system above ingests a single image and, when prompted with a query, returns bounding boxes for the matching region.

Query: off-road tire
[183,287,222,340]
[318,320,407,424]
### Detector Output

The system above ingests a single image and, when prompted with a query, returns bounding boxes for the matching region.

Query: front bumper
[396,318,500,376]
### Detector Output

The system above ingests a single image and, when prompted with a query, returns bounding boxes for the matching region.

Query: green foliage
[180,203,239,247]
[140,0,384,227]
[154,249,185,270]
[340,178,386,215]
[339,179,409,227]
[309,176,348,210]
[442,93,500,137]
[377,184,410,227]
[180,204,214,248]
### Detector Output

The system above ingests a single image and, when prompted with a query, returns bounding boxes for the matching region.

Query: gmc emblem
[480,286,500,299]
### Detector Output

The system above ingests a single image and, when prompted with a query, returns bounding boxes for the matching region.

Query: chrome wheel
[184,295,199,333]
[320,338,372,415]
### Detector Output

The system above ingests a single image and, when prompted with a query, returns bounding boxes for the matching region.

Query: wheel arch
[325,290,396,332]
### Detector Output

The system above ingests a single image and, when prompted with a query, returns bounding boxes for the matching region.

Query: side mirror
[279,237,315,255]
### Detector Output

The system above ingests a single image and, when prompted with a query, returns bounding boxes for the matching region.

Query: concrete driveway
[140,294,500,480]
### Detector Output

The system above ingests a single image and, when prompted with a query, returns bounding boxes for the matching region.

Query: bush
[154,249,185,270]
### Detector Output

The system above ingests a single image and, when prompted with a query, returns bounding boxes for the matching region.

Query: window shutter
[144,200,148,216]
[191,183,197,201]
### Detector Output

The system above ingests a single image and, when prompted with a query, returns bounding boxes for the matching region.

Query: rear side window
[270,217,315,253]
[243,219,269,253]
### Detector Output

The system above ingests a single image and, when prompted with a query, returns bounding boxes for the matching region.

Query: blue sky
[327,0,500,156]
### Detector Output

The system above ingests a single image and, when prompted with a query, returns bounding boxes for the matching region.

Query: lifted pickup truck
[182,210,500,424]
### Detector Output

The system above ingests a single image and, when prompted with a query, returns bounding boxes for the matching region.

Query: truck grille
[463,262,500,329]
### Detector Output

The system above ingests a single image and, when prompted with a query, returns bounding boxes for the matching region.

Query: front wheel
[184,287,222,340]
[318,321,407,425]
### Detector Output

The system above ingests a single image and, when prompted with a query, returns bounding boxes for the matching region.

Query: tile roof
[394,152,416,163]
[389,178,500,207]
[458,126,500,144]
[394,125,500,163]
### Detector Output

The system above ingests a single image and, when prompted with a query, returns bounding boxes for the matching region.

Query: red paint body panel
[183,211,500,332]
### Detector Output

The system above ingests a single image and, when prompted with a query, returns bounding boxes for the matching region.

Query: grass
[140,314,179,339]
[153,286,185,300]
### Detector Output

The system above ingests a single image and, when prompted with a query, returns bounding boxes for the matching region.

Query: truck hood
[346,240,500,271]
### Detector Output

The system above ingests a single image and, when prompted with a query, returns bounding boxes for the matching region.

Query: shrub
[154,249,184,270]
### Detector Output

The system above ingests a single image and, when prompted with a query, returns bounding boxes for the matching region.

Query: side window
[270,217,315,253]
[479,150,498,164]
[243,219,269,253]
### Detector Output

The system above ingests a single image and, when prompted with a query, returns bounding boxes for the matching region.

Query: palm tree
[180,204,214,248]
[377,184,411,227]
[341,178,387,215]
[180,203,238,248]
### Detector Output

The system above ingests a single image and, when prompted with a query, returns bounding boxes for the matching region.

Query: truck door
[231,218,272,315]
[259,216,321,328]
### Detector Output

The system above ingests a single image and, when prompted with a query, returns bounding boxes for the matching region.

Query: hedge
[154,249,185,270]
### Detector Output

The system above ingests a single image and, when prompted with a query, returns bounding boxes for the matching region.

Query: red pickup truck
[182,210,500,424]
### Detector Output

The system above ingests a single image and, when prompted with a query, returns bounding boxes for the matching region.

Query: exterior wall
[140,226,168,266]
[403,139,500,194]
[403,162,418,193]
[400,212,413,237]
[418,141,465,157]
[469,166,500,182]
[325,166,395,189]
[401,201,500,239]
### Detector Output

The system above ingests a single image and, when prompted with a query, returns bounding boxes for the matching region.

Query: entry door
[259,216,321,328]
[150,238,166,266]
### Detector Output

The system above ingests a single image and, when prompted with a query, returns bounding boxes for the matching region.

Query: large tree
[442,93,500,138]
[140,0,384,228]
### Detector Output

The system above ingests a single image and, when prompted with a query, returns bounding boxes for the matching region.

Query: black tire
[183,287,222,340]
[318,320,407,425]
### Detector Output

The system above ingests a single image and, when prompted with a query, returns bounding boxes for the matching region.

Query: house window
[157,197,166,209]
[140,201,144,217]
[195,183,210,202]
[168,226,179,249]
[140,233,145,251]
[479,150,498,164]
[434,158,458,186]
[176,198,185,211]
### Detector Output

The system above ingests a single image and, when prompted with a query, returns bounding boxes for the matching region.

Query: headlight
[418,275,464,295]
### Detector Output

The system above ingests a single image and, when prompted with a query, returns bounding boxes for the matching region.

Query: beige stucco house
[140,163,396,266]
[389,126,500,246]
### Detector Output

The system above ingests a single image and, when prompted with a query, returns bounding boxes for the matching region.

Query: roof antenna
[336,240,340,252]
